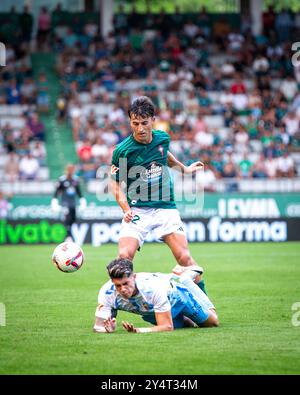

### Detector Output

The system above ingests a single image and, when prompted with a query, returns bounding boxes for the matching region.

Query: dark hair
[128,96,155,119]
[106,258,133,279]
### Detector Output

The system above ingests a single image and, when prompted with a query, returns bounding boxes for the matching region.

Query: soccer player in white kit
[93,258,219,333]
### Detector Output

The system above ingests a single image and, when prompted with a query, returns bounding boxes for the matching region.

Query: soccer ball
[52,242,84,273]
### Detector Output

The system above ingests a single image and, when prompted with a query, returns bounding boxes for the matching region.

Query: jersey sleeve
[158,130,171,150]
[95,282,116,319]
[151,287,171,313]
[110,147,121,182]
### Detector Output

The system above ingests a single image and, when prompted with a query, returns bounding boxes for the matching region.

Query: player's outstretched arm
[93,317,117,333]
[167,151,203,173]
[122,311,174,333]
[110,179,134,223]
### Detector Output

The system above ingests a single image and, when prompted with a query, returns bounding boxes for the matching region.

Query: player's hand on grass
[122,321,138,333]
[185,161,204,173]
[103,317,117,333]
[123,209,134,223]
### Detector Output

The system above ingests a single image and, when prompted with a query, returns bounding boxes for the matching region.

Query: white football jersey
[95,273,176,320]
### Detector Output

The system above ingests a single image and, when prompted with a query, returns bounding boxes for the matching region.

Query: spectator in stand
[113,4,128,34]
[220,61,235,79]
[232,90,248,113]
[277,151,295,178]
[283,111,300,139]
[69,101,83,142]
[0,76,6,104]
[227,28,245,53]
[19,153,40,180]
[37,6,52,51]
[0,191,12,219]
[280,76,299,102]
[56,96,67,121]
[83,20,98,39]
[128,5,141,29]
[221,159,239,192]
[108,103,126,123]
[1,122,14,152]
[238,154,253,179]
[263,6,276,36]
[183,19,200,43]
[197,6,211,38]
[252,153,268,178]
[14,125,32,155]
[275,8,293,43]
[185,91,200,116]
[294,11,300,38]
[101,128,119,147]
[169,5,184,32]
[27,112,45,141]
[210,152,225,177]
[30,140,46,166]
[202,163,217,192]
[230,74,247,95]
[222,159,238,178]
[79,161,97,182]
[6,79,21,105]
[77,139,92,162]
[19,5,33,43]
[20,77,36,105]
[253,54,270,78]
[36,72,50,113]
[194,127,214,149]
[234,127,249,153]
[213,18,231,50]
[264,152,278,179]
[91,136,110,162]
[4,152,19,182]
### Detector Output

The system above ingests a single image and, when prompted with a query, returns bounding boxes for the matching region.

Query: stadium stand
[0,4,300,197]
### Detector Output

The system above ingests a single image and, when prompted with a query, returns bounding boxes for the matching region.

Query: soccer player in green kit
[110,96,207,289]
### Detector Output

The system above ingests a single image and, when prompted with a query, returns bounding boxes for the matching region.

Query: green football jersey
[111,130,176,209]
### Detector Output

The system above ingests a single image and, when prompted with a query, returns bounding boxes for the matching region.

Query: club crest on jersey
[110,165,119,175]
[141,162,162,181]
[158,145,164,156]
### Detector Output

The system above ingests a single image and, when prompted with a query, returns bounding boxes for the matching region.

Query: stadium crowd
[0,5,50,183]
[0,4,300,189]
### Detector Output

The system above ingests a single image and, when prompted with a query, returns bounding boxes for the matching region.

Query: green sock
[198,280,207,295]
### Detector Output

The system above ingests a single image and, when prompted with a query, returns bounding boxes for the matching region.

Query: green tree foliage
[114,0,300,13]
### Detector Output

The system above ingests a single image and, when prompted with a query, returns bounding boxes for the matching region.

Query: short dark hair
[128,96,155,119]
[107,258,133,279]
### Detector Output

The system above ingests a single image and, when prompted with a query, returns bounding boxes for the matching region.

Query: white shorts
[119,207,185,247]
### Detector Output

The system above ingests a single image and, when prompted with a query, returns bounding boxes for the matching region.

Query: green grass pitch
[0,242,300,375]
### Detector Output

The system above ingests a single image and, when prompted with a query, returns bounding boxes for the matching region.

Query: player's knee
[118,248,135,261]
[176,249,194,266]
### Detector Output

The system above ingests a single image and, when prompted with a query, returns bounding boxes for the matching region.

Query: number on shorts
[131,215,141,224]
